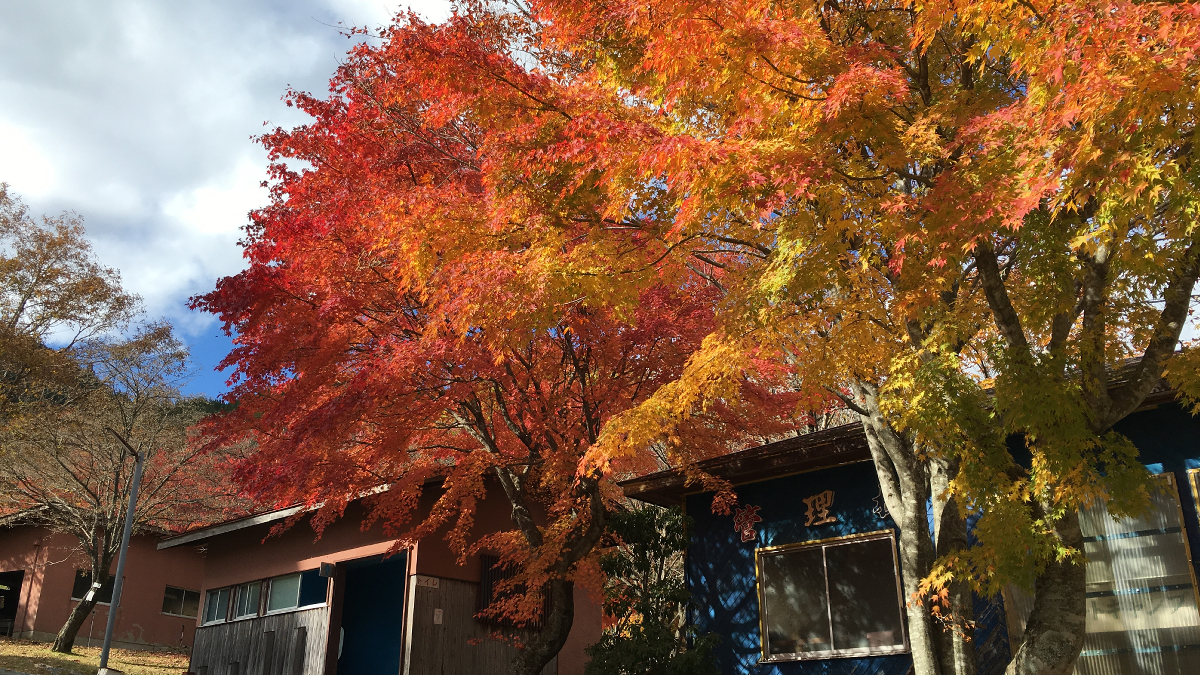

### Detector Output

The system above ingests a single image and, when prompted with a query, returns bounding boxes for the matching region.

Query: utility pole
[97,428,144,675]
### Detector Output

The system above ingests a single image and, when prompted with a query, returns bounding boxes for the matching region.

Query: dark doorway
[338,555,407,675]
[0,570,25,637]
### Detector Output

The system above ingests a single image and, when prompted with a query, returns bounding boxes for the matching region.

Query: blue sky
[0,0,451,398]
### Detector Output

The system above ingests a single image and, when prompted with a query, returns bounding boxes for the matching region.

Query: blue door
[338,555,407,675]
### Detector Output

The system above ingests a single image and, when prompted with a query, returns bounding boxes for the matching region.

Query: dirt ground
[0,637,189,675]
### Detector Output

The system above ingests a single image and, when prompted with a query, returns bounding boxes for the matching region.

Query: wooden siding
[403,576,556,675]
[191,607,329,675]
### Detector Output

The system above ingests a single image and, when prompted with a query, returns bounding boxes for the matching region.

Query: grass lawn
[0,638,188,675]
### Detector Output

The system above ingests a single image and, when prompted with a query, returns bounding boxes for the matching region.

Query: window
[1074,472,1200,674]
[161,586,201,618]
[298,569,328,607]
[233,581,261,619]
[70,571,114,604]
[267,574,300,612]
[479,554,550,628]
[755,530,908,661]
[266,570,327,614]
[480,554,514,615]
[202,587,230,625]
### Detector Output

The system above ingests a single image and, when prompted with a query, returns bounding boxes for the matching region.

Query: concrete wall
[0,524,205,650]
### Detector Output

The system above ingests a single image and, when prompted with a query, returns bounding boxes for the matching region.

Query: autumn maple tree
[0,185,138,413]
[192,12,798,674]
[199,1,1200,674]
[506,2,1200,675]
[0,190,241,652]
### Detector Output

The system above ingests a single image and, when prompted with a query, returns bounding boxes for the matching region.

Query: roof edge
[156,483,401,550]
[157,504,307,549]
[619,422,870,506]
[619,387,1183,506]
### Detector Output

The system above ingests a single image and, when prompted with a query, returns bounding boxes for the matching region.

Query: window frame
[297,569,329,608]
[232,581,262,620]
[70,570,115,605]
[1160,471,1200,619]
[262,570,328,616]
[1064,470,1200,669]
[201,587,231,626]
[266,573,301,615]
[1185,467,1200,549]
[160,585,201,619]
[754,528,909,663]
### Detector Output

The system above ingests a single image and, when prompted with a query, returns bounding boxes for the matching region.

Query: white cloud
[0,0,453,394]
[326,0,451,26]
[0,120,57,199]
[164,156,266,238]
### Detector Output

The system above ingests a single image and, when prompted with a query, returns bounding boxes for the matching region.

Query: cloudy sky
[0,0,451,397]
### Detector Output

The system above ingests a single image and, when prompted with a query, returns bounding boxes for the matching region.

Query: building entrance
[337,555,407,675]
[0,570,25,637]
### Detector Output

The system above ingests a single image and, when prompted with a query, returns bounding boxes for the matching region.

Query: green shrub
[585,505,718,675]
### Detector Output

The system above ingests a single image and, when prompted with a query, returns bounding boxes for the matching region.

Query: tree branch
[974,239,1030,353]
[1102,238,1200,428]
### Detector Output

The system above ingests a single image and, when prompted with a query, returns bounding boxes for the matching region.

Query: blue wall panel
[685,460,1010,675]
[682,404,1200,675]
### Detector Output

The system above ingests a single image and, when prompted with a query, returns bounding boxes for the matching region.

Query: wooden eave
[619,383,1182,508]
[618,423,871,507]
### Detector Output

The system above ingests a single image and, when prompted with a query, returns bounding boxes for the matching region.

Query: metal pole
[99,429,144,675]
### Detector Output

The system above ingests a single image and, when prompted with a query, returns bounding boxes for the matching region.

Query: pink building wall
[0,524,205,650]
[195,504,400,590]
[183,488,602,675]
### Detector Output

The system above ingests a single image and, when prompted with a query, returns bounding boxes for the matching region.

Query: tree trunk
[854,381,981,675]
[854,381,943,675]
[512,578,575,675]
[931,457,977,675]
[493,464,605,675]
[53,548,112,654]
[889,463,943,675]
[1005,511,1086,675]
[51,592,99,653]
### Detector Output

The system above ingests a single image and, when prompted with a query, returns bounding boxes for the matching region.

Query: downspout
[17,538,43,637]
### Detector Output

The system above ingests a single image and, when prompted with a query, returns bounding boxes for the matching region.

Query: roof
[156,483,402,550]
[0,507,49,529]
[620,378,1183,507]
[3,506,176,539]
[157,504,307,550]
[0,509,49,530]
[618,423,871,507]
[164,433,865,546]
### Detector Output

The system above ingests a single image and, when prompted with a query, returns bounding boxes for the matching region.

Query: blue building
[620,396,1200,675]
